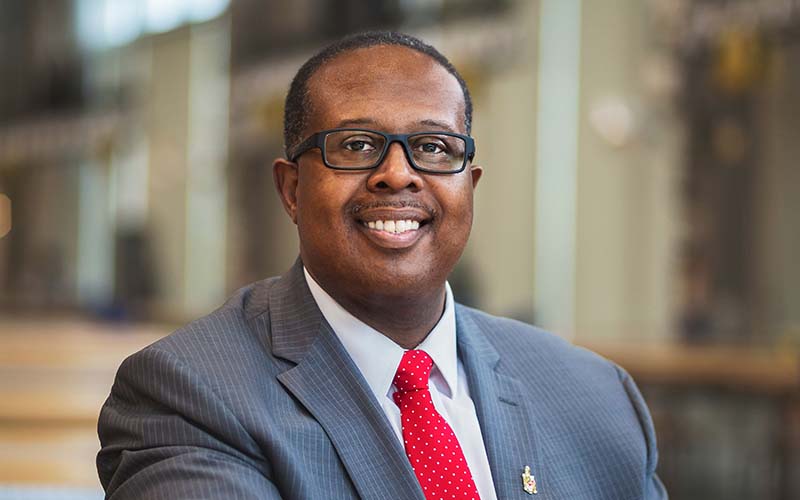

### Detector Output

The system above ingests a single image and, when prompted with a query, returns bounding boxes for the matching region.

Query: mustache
[348,200,437,219]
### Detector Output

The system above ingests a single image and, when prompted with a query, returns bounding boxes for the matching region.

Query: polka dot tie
[393,350,481,500]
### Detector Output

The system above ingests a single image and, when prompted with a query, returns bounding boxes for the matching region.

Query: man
[97,31,667,499]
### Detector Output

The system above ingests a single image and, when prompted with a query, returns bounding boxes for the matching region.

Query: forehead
[305,45,466,133]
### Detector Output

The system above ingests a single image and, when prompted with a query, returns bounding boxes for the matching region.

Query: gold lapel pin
[521,465,538,495]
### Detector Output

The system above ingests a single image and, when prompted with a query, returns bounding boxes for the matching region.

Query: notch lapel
[267,261,425,500]
[456,305,550,499]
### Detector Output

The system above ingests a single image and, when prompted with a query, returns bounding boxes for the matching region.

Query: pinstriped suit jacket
[97,259,667,499]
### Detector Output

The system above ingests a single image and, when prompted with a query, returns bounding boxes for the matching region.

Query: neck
[340,290,446,349]
[308,270,446,349]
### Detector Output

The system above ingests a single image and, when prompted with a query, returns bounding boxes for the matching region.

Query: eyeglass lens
[323,130,466,171]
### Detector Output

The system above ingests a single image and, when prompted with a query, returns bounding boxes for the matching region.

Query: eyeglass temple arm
[287,133,324,162]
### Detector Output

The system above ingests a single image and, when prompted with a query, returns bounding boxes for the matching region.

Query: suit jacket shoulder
[150,274,278,357]
[459,302,639,376]
[455,304,666,499]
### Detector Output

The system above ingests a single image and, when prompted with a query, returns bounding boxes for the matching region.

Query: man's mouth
[353,210,432,249]
[361,219,421,234]
[349,201,435,249]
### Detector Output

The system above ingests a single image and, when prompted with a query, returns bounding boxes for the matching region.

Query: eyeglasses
[287,128,476,174]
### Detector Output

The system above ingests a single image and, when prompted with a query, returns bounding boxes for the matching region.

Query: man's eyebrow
[418,119,457,132]
[336,118,377,128]
[334,118,458,132]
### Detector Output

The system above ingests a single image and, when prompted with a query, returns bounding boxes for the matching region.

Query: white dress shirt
[303,267,498,500]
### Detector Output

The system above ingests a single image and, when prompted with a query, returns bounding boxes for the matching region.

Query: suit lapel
[266,260,425,500]
[456,305,550,499]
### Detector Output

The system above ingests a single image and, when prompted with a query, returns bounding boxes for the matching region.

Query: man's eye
[343,140,375,152]
[419,142,445,154]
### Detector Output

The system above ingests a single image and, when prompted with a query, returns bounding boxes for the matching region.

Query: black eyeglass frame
[287,128,476,174]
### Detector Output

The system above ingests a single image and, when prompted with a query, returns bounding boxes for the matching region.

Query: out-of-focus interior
[0,0,798,499]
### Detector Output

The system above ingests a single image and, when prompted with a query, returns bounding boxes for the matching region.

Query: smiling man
[97,32,666,500]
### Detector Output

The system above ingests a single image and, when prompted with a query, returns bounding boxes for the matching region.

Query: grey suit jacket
[97,259,667,499]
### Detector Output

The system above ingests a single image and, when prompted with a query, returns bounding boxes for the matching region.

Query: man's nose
[366,142,423,192]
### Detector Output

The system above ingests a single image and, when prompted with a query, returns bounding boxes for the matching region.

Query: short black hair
[282,30,473,157]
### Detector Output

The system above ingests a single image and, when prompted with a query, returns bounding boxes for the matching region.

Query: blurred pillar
[146,28,192,318]
[145,19,231,319]
[532,0,680,342]
[76,159,114,309]
[533,0,581,337]
[183,19,229,318]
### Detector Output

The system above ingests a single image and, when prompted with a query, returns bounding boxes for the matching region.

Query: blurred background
[0,0,798,498]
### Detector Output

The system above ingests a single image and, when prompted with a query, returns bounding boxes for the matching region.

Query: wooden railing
[577,340,800,395]
[0,319,168,487]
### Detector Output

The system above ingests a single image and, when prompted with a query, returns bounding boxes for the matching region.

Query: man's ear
[273,158,299,224]
[470,165,483,189]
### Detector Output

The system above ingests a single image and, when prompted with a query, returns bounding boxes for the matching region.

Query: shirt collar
[303,266,458,401]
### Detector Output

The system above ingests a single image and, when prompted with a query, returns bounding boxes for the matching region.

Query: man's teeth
[365,220,420,234]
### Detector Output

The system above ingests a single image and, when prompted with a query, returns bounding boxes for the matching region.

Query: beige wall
[572,0,681,343]
[467,4,538,320]
[469,0,681,341]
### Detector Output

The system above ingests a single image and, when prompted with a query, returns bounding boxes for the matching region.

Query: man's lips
[357,208,430,227]
[356,221,429,249]
[350,201,436,224]
[353,208,432,249]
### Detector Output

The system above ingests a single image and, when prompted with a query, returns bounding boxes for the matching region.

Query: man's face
[276,45,482,302]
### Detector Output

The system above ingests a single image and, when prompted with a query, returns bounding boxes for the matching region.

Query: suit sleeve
[97,346,283,499]
[616,366,669,500]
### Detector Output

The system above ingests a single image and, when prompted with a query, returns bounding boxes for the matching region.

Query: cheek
[431,182,475,248]
[294,174,369,266]
[296,170,353,220]
[437,179,475,220]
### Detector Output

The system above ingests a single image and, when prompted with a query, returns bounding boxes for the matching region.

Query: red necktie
[393,349,481,500]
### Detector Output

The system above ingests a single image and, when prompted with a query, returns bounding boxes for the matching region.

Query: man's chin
[302,246,453,303]
[353,265,445,299]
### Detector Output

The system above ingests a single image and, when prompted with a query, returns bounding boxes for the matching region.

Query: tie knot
[393,350,434,392]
